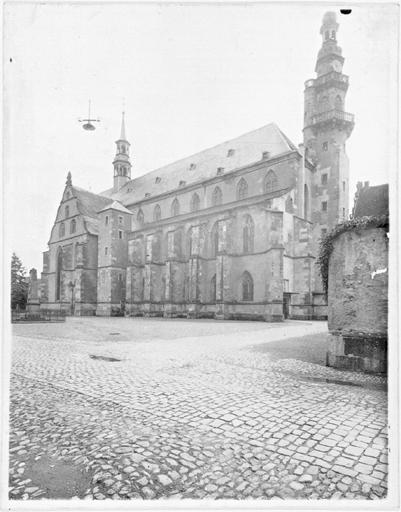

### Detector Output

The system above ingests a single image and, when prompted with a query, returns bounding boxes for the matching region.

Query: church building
[39,12,354,321]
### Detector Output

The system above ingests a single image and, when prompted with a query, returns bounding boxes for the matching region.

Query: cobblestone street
[9,318,388,501]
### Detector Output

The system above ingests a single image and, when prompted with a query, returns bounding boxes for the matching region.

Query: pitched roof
[72,186,112,235]
[99,200,133,214]
[353,184,389,219]
[104,123,298,206]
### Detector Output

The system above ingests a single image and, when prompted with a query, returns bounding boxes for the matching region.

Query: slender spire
[120,111,126,140]
[66,171,72,186]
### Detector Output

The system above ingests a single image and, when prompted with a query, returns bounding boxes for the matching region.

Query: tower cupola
[320,11,339,43]
[113,112,132,192]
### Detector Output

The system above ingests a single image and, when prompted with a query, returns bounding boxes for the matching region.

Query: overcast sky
[3,2,398,271]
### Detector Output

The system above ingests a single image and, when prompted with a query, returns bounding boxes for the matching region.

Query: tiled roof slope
[72,186,112,235]
[104,123,298,206]
[353,184,389,219]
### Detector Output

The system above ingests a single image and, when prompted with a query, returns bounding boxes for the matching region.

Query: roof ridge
[110,122,289,194]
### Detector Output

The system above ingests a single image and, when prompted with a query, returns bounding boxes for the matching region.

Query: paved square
[9,318,387,500]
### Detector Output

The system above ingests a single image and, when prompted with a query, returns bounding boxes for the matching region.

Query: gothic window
[153,204,161,222]
[211,274,217,302]
[322,201,328,212]
[59,222,65,238]
[171,198,180,217]
[212,186,223,207]
[304,184,310,219]
[342,181,346,192]
[335,95,342,110]
[241,271,254,301]
[65,205,70,218]
[105,215,109,226]
[187,228,193,256]
[56,248,63,301]
[137,209,144,226]
[265,170,278,193]
[105,246,108,255]
[227,149,235,157]
[119,230,123,239]
[242,215,254,254]
[152,232,162,262]
[190,193,200,212]
[237,178,248,200]
[321,173,328,185]
[211,223,219,256]
[119,216,123,225]
[70,219,76,234]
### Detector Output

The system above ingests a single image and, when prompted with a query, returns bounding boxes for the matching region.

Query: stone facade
[327,226,388,373]
[38,12,354,321]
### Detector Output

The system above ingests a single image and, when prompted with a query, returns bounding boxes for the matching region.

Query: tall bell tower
[113,112,132,192]
[304,12,354,235]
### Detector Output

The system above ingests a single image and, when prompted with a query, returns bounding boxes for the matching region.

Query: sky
[3,2,399,271]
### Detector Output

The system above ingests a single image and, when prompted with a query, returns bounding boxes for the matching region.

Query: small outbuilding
[319,182,389,373]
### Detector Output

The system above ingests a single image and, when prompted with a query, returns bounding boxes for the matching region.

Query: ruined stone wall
[327,227,388,373]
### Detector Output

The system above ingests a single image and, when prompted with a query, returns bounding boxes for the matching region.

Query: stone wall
[327,227,388,373]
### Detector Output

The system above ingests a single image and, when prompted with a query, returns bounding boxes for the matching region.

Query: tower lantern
[320,11,339,42]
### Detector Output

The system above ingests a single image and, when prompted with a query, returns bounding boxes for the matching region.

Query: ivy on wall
[317,214,389,294]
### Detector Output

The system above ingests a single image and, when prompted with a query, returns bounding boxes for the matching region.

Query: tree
[11,253,29,310]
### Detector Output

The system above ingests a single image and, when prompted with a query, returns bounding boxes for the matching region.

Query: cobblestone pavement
[9,318,388,501]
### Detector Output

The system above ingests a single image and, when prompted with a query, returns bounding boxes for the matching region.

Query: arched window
[211,274,216,302]
[304,184,309,220]
[237,178,248,200]
[243,215,254,254]
[211,223,219,256]
[265,170,278,193]
[137,209,144,226]
[59,222,65,238]
[65,205,69,218]
[241,271,254,301]
[153,204,161,222]
[186,228,193,256]
[335,94,342,110]
[152,232,162,262]
[70,219,76,234]
[171,198,180,217]
[212,186,223,207]
[56,248,63,301]
[190,193,200,212]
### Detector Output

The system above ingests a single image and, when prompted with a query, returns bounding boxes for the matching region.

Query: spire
[66,171,72,186]
[120,111,126,140]
[113,112,131,192]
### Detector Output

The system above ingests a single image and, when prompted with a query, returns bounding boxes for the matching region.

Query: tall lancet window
[171,198,180,217]
[56,248,63,301]
[241,271,254,301]
[237,178,248,200]
[212,186,223,206]
[243,215,254,254]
